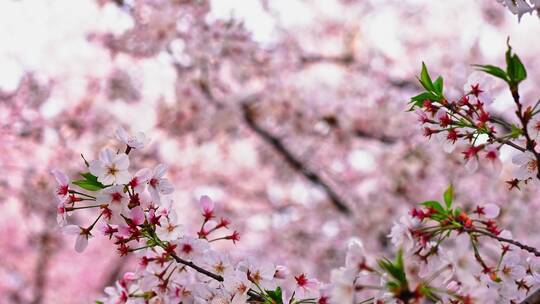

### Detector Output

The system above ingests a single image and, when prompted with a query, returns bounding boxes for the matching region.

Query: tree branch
[30,231,54,304]
[170,252,224,281]
[100,257,129,292]
[354,128,397,144]
[169,252,265,302]
[522,289,540,304]
[241,102,351,215]
[466,228,540,257]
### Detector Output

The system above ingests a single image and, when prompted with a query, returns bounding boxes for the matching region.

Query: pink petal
[75,234,89,253]
[115,127,128,143]
[200,195,214,213]
[130,206,145,225]
[51,169,69,185]
[62,225,81,235]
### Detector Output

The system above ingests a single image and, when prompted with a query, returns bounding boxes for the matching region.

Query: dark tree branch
[522,289,540,304]
[467,228,540,257]
[354,128,397,144]
[241,102,351,215]
[170,252,224,281]
[30,231,54,304]
[100,257,129,292]
[168,51,354,215]
[169,252,265,302]
[300,53,355,66]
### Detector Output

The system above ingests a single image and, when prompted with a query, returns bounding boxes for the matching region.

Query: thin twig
[169,253,265,302]
[466,228,540,257]
[170,252,224,281]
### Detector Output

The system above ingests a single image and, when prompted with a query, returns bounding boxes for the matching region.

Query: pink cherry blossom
[89,148,131,185]
[147,164,174,204]
[115,127,149,150]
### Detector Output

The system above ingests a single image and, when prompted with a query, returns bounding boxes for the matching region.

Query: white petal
[75,234,89,253]
[483,203,500,219]
[114,154,130,170]
[154,164,168,178]
[512,153,532,166]
[99,173,115,185]
[149,187,161,204]
[51,169,69,185]
[88,160,104,177]
[158,179,175,195]
[99,148,115,164]
[62,225,80,235]
[115,170,131,185]
[465,158,478,173]
[515,166,534,180]
[135,168,152,181]
[115,127,128,142]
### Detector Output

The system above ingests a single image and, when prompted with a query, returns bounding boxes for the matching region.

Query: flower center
[182,244,193,254]
[107,164,119,176]
[527,159,538,173]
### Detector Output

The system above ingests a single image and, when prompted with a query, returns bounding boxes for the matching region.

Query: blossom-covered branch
[410,40,540,188]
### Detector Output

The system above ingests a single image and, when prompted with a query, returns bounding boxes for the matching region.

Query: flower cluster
[413,68,501,174]
[52,128,327,304]
[389,185,540,303]
[53,126,540,303]
[411,42,540,187]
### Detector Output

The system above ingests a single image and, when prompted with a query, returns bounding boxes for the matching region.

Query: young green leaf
[419,62,435,92]
[72,172,106,191]
[510,124,523,138]
[443,185,453,209]
[433,76,443,94]
[505,40,527,85]
[409,91,440,107]
[421,200,445,215]
[80,172,99,183]
[472,64,508,82]
[265,287,283,304]
[72,180,104,191]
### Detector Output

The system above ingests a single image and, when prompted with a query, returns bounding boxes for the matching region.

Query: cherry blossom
[62,225,92,253]
[147,164,174,204]
[6,1,540,303]
[513,151,539,180]
[463,71,495,105]
[115,127,149,150]
[89,148,131,185]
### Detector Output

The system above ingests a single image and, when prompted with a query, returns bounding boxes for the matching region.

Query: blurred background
[2,0,540,302]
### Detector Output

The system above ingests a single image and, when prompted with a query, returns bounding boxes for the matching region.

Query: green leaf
[510,124,523,138]
[472,64,508,82]
[510,54,527,84]
[421,200,445,214]
[265,287,283,304]
[505,40,527,85]
[419,62,435,92]
[443,185,453,209]
[453,207,462,218]
[72,180,104,191]
[72,172,106,191]
[433,76,443,94]
[377,250,408,288]
[81,172,99,182]
[95,301,104,304]
[409,91,440,107]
